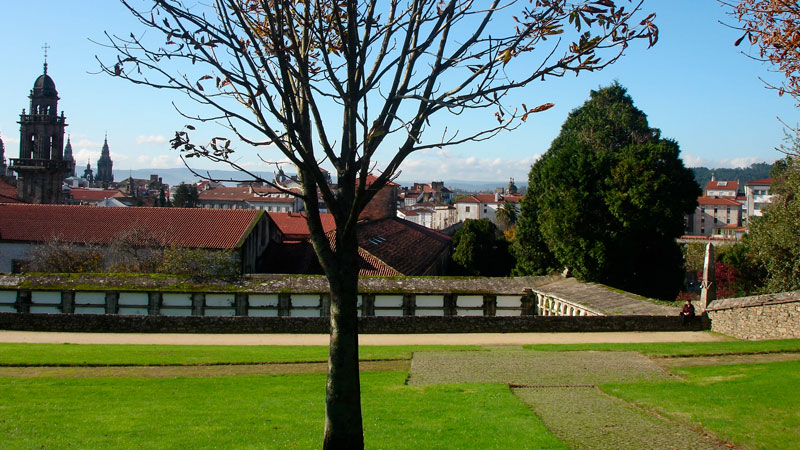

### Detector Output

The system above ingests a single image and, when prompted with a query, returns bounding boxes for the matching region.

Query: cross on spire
[42,43,50,74]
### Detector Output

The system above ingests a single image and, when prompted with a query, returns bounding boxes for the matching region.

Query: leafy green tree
[173,183,199,208]
[450,219,513,276]
[514,83,700,299]
[747,157,800,292]
[495,201,518,232]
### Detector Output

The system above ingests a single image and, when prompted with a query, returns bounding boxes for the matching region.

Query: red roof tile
[356,217,450,276]
[0,204,263,249]
[704,180,739,193]
[455,193,523,204]
[199,186,301,202]
[268,212,336,240]
[0,179,22,204]
[744,177,774,186]
[697,196,742,206]
[68,188,124,201]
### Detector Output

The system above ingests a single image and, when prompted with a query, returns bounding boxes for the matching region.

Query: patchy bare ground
[407,350,674,386]
[0,359,409,378]
[408,350,743,450]
[514,387,733,450]
[654,351,800,369]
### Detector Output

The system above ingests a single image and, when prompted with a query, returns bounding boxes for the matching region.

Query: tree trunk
[322,238,364,449]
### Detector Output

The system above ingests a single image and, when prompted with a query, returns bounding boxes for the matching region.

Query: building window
[465,206,470,213]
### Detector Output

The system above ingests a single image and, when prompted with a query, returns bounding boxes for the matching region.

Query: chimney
[494,192,500,202]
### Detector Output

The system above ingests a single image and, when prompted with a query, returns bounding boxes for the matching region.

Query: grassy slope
[0,372,566,450]
[603,360,800,450]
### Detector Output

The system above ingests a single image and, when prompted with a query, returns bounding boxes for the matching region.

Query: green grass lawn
[603,360,800,450]
[2,339,800,449]
[523,338,800,356]
[0,344,482,366]
[0,371,565,450]
[3,337,799,366]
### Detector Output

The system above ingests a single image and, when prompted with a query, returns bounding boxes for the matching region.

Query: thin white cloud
[682,154,771,169]
[137,154,183,168]
[2,136,20,145]
[136,135,168,145]
[74,139,102,148]
[397,153,541,182]
[74,149,100,164]
[110,152,129,162]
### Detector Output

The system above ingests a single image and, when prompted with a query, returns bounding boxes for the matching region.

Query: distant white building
[744,177,774,224]
[454,192,523,224]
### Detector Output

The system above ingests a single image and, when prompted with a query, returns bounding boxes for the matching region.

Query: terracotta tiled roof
[68,188,124,201]
[199,186,301,202]
[361,174,399,188]
[455,193,523,204]
[0,179,22,204]
[268,212,336,240]
[697,196,742,206]
[745,177,774,186]
[705,180,739,193]
[0,204,262,249]
[398,209,418,216]
[356,217,450,276]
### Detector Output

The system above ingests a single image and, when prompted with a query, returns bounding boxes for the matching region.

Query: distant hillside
[690,162,774,190]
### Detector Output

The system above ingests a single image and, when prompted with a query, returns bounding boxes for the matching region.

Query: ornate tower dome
[9,54,71,204]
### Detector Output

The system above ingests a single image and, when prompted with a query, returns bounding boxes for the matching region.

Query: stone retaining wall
[706,290,800,340]
[0,312,708,334]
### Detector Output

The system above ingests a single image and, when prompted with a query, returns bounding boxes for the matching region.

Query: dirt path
[0,330,726,346]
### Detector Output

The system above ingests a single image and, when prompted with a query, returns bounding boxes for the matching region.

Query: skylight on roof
[719,181,727,186]
[368,236,386,245]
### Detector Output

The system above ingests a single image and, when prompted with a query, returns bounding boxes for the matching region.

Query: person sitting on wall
[680,299,696,325]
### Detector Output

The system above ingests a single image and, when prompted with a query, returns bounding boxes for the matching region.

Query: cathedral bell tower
[96,134,114,185]
[10,54,71,204]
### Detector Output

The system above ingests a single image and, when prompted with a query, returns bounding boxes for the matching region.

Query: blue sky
[1,1,797,183]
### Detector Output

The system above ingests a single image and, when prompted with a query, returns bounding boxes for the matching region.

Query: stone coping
[0,274,557,295]
[533,278,679,316]
[706,290,800,312]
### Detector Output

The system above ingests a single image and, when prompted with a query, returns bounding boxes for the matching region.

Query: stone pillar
[402,294,416,316]
[362,294,376,317]
[61,290,75,314]
[148,292,162,315]
[443,294,457,316]
[278,293,291,317]
[320,294,330,317]
[483,294,497,317]
[521,289,536,316]
[191,293,205,316]
[16,290,31,313]
[700,243,716,313]
[106,291,119,315]
[234,293,248,316]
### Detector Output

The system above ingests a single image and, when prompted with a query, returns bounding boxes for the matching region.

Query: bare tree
[100,1,657,447]
[723,0,800,104]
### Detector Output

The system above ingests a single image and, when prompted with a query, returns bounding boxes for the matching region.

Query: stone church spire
[96,133,113,184]
[63,136,75,178]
